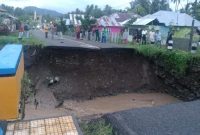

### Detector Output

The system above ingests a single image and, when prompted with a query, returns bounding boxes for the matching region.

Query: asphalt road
[32,30,128,49]
[104,100,200,135]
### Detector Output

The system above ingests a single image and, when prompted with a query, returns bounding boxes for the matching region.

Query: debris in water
[48,79,54,86]
[34,99,39,110]
[55,100,64,108]
[54,76,60,83]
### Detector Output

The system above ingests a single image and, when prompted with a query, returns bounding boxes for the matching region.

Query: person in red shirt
[18,23,24,42]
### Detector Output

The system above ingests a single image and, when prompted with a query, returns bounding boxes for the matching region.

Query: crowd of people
[20,21,173,49]
[74,25,130,44]
[43,21,63,40]
[18,23,30,42]
[73,25,172,47]
[132,28,162,46]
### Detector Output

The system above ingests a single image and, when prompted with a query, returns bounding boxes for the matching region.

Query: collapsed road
[24,46,167,101]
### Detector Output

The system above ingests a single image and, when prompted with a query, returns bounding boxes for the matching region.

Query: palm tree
[171,0,181,11]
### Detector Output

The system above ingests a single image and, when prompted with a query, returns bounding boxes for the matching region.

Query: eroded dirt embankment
[24,46,166,100]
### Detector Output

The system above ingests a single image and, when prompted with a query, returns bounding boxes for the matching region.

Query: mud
[25,92,179,120]
[25,46,168,100]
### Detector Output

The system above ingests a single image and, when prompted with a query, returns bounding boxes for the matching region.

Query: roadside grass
[0,32,43,47]
[80,119,118,135]
[128,44,200,76]
[21,72,34,119]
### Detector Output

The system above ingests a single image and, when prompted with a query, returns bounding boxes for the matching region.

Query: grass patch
[21,72,34,119]
[80,119,117,135]
[0,32,43,47]
[128,44,200,76]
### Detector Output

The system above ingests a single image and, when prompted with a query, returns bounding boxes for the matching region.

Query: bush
[0,36,18,46]
[80,119,117,135]
[131,45,200,76]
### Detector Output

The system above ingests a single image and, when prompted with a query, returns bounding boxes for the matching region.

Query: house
[97,12,139,33]
[131,10,200,45]
[96,12,139,43]
[97,15,122,33]
[111,12,139,26]
[133,10,200,27]
[96,15,122,43]
[65,14,85,26]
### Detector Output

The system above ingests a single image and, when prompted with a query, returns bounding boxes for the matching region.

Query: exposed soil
[26,46,167,101]
[23,46,178,120]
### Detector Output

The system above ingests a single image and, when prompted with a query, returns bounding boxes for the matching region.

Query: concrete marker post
[191,43,197,54]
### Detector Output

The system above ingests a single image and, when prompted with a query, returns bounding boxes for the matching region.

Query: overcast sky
[0,0,194,13]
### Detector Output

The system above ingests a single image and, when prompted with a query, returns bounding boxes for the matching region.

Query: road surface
[104,100,200,135]
[32,30,129,49]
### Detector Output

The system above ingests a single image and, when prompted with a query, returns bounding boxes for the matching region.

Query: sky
[0,0,195,13]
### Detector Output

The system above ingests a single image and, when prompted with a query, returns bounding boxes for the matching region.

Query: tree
[0,4,14,15]
[103,5,113,16]
[81,17,96,31]
[85,4,94,16]
[134,4,146,16]
[150,0,170,14]
[151,0,160,13]
[14,7,24,16]
[129,0,151,16]
[171,0,181,11]
[92,5,103,18]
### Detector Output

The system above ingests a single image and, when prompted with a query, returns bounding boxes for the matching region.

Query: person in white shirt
[142,29,147,44]
[149,30,155,44]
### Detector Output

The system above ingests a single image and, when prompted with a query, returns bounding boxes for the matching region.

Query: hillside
[23,6,63,17]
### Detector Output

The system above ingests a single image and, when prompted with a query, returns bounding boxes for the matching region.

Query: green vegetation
[173,28,199,41]
[174,28,190,38]
[21,72,33,100]
[21,72,33,119]
[80,119,117,135]
[128,44,200,76]
[0,32,43,47]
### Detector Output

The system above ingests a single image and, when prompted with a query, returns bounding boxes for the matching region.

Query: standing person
[132,29,137,44]
[155,30,162,46]
[95,26,100,42]
[101,27,107,43]
[149,29,155,44]
[142,29,147,44]
[166,31,174,50]
[80,28,83,40]
[88,27,91,40]
[44,24,49,38]
[24,23,30,38]
[18,23,24,42]
[50,22,55,39]
[122,29,128,44]
[137,28,142,43]
[57,23,63,40]
[76,25,80,39]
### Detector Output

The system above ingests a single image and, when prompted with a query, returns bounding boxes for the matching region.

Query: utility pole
[189,0,198,51]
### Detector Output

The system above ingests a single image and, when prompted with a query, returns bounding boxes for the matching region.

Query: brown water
[25,89,179,120]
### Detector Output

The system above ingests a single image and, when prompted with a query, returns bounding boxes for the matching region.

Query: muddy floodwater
[25,89,179,120]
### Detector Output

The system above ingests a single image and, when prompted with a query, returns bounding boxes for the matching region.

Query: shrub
[80,119,117,135]
[131,45,200,76]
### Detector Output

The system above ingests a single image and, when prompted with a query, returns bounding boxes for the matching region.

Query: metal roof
[0,8,6,13]
[133,10,200,27]
[68,14,84,26]
[133,17,157,25]
[97,16,122,27]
